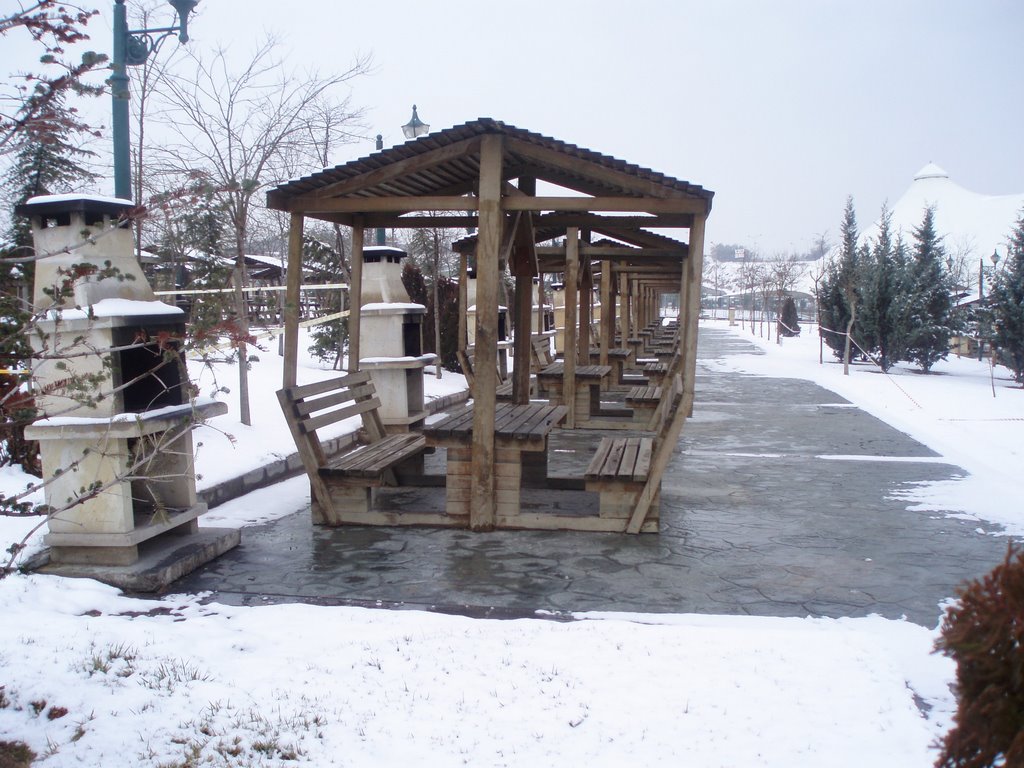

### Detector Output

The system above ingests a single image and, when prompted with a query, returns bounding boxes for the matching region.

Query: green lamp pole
[111,0,198,200]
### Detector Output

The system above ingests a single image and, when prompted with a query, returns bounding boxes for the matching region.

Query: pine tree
[816,197,861,372]
[860,203,909,371]
[777,296,800,337]
[905,206,957,372]
[0,96,96,473]
[990,208,1024,383]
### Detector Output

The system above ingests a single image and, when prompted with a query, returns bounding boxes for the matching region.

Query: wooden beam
[360,214,479,229]
[288,195,479,215]
[535,213,694,229]
[469,134,503,531]
[282,213,304,389]
[506,137,710,209]
[503,196,707,214]
[537,245,683,258]
[288,136,483,203]
[348,219,364,372]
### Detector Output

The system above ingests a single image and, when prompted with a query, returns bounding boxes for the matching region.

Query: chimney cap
[15,193,134,220]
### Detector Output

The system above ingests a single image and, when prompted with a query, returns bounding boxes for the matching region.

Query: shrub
[934,544,1024,767]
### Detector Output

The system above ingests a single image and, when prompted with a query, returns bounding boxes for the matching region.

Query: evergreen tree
[304,233,348,369]
[0,96,96,473]
[3,93,97,255]
[817,197,861,371]
[905,206,957,372]
[990,208,1024,383]
[777,296,800,337]
[860,203,909,371]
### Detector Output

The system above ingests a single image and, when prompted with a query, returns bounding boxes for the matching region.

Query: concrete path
[174,327,1011,626]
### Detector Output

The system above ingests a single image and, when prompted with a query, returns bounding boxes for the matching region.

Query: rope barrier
[814,323,924,409]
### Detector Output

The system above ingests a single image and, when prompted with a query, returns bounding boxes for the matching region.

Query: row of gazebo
[270,119,712,532]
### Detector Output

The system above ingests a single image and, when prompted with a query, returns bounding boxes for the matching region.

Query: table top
[537,362,612,380]
[424,402,567,446]
[589,348,630,359]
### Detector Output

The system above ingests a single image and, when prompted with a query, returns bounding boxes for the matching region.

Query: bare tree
[152,38,368,424]
[769,252,806,343]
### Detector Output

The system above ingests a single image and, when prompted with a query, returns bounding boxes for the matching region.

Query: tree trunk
[842,301,857,376]
[234,223,253,425]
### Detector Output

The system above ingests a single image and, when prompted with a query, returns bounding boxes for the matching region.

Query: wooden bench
[277,371,428,525]
[584,374,684,533]
[456,348,514,401]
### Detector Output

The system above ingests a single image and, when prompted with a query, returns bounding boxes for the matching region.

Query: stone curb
[197,388,469,509]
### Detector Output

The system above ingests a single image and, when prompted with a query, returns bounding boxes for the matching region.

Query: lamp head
[167,0,199,42]
[401,105,429,139]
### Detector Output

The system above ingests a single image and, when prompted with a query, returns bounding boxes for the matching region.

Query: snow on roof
[25,193,133,207]
[912,162,949,181]
[45,299,183,321]
[861,164,1024,259]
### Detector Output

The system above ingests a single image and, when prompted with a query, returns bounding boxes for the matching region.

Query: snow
[45,299,183,321]
[361,301,426,311]
[0,575,953,767]
[25,193,133,207]
[705,318,1022,536]
[5,320,1021,766]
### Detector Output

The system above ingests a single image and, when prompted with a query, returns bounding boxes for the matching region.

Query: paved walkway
[175,328,1011,626]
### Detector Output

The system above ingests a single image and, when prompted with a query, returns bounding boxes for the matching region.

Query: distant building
[861,163,1024,264]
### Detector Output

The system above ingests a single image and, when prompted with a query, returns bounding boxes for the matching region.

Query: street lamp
[401,105,430,140]
[110,0,199,200]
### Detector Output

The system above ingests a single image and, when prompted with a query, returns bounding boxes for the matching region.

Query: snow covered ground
[2,321,1021,766]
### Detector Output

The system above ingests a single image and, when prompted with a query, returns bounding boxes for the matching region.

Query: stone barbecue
[18,194,237,589]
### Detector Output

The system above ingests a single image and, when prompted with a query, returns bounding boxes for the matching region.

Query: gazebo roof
[266,118,713,222]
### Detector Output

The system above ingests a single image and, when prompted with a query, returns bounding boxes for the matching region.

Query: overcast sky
[14,0,1024,255]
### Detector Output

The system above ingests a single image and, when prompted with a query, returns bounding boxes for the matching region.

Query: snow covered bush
[934,545,1024,767]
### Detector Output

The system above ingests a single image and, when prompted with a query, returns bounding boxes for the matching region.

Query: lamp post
[401,105,430,140]
[371,107,429,246]
[111,0,198,200]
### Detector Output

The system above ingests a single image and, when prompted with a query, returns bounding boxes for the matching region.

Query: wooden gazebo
[267,118,712,531]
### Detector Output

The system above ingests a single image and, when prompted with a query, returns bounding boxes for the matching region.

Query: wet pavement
[173,327,1013,627]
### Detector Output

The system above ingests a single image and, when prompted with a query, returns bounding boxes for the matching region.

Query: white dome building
[861,163,1024,262]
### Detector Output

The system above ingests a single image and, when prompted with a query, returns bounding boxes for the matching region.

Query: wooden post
[578,249,592,365]
[682,214,706,417]
[513,177,536,403]
[469,134,503,530]
[563,228,579,428]
[599,260,612,366]
[626,278,634,348]
[282,213,304,389]
[458,251,469,351]
[348,218,364,372]
[618,272,629,352]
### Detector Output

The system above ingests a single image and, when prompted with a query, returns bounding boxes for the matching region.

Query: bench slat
[300,396,381,435]
[293,382,377,418]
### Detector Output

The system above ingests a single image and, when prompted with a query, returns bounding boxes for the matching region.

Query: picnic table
[589,347,631,387]
[423,402,567,519]
[536,362,612,425]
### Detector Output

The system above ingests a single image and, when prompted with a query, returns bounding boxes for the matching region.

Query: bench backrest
[457,346,505,391]
[531,336,553,371]
[277,371,387,468]
[456,348,476,388]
